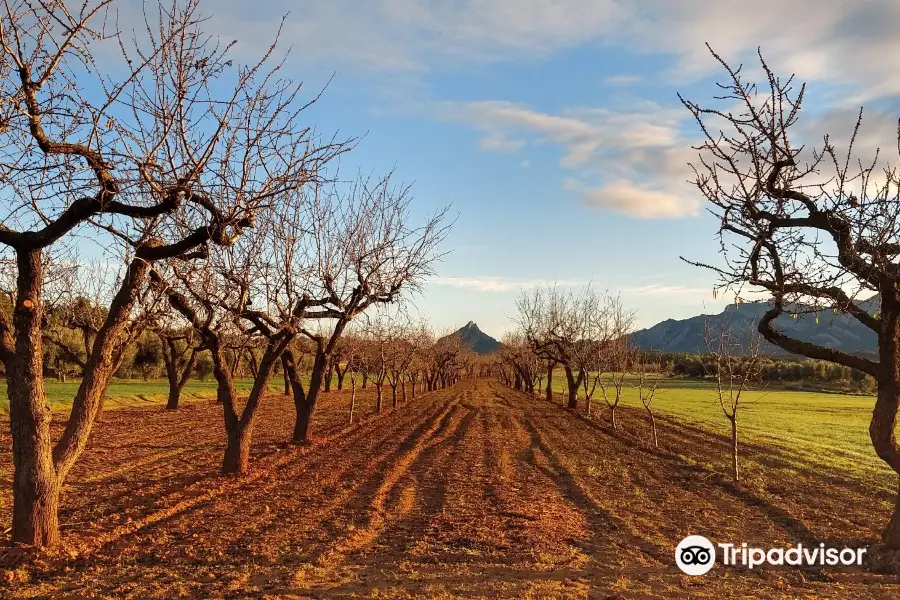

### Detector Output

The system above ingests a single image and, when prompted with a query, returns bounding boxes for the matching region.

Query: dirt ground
[2,378,900,599]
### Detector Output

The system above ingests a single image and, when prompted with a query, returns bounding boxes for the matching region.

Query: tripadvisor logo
[676,535,716,575]
[675,535,868,575]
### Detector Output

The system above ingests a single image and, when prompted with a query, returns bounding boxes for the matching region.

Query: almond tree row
[499,285,667,442]
[0,0,450,548]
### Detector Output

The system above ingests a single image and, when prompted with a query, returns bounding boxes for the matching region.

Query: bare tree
[385,326,417,407]
[571,290,613,419]
[285,175,450,443]
[0,0,319,545]
[704,318,764,482]
[634,352,667,448]
[516,286,586,409]
[406,324,432,399]
[339,334,363,424]
[680,45,900,545]
[155,324,200,410]
[40,262,111,379]
[362,310,394,413]
[596,298,635,430]
[498,331,541,394]
[425,330,469,391]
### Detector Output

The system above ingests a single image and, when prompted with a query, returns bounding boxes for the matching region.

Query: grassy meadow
[0,373,337,414]
[551,375,890,488]
[0,379,256,413]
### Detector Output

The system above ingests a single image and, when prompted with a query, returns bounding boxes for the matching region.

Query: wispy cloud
[564,179,699,219]
[442,100,698,218]
[478,133,525,152]
[622,283,720,298]
[430,276,586,292]
[603,74,643,86]
[622,283,775,308]
[196,1,900,104]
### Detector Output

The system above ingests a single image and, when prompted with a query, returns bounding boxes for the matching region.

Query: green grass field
[551,375,890,487]
[0,373,339,414]
[0,379,257,413]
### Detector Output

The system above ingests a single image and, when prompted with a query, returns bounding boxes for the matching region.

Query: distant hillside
[631,297,879,357]
[448,322,500,354]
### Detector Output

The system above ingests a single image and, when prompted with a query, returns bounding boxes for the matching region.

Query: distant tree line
[647,351,876,393]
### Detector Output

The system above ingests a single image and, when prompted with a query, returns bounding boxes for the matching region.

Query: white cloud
[604,74,643,86]
[190,1,900,103]
[621,283,773,308]
[177,1,900,222]
[565,179,699,219]
[444,100,697,218]
[624,283,704,295]
[431,276,586,292]
[623,283,724,299]
[478,133,525,152]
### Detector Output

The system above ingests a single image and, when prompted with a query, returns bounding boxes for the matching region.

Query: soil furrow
[4,379,900,599]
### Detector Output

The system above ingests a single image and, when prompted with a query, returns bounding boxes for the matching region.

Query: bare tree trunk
[9,249,60,547]
[216,335,287,473]
[391,384,398,408]
[546,362,554,402]
[883,479,900,550]
[166,385,181,411]
[95,394,106,423]
[870,313,900,547]
[730,416,739,481]
[323,362,333,392]
[349,378,356,424]
[230,349,242,380]
[289,349,325,444]
[362,372,368,389]
[376,383,383,413]
[336,364,346,390]
[163,348,180,410]
[292,389,314,444]
[648,408,658,448]
[564,366,578,410]
[245,349,259,380]
[610,405,617,430]
[160,338,196,411]
[12,252,150,545]
[222,424,252,474]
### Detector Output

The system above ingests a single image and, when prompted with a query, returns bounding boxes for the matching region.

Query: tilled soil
[1,379,899,598]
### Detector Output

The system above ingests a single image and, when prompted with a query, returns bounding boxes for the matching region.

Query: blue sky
[176,0,900,337]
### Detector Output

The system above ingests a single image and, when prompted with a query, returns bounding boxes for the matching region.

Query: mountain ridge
[446,321,500,354]
[631,297,879,356]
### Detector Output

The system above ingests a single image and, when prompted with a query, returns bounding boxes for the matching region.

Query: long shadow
[18,397,450,588]
[566,406,831,545]
[530,391,884,573]
[521,416,669,570]
[292,402,470,572]
[302,407,482,597]
[649,411,895,500]
[221,400,467,568]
